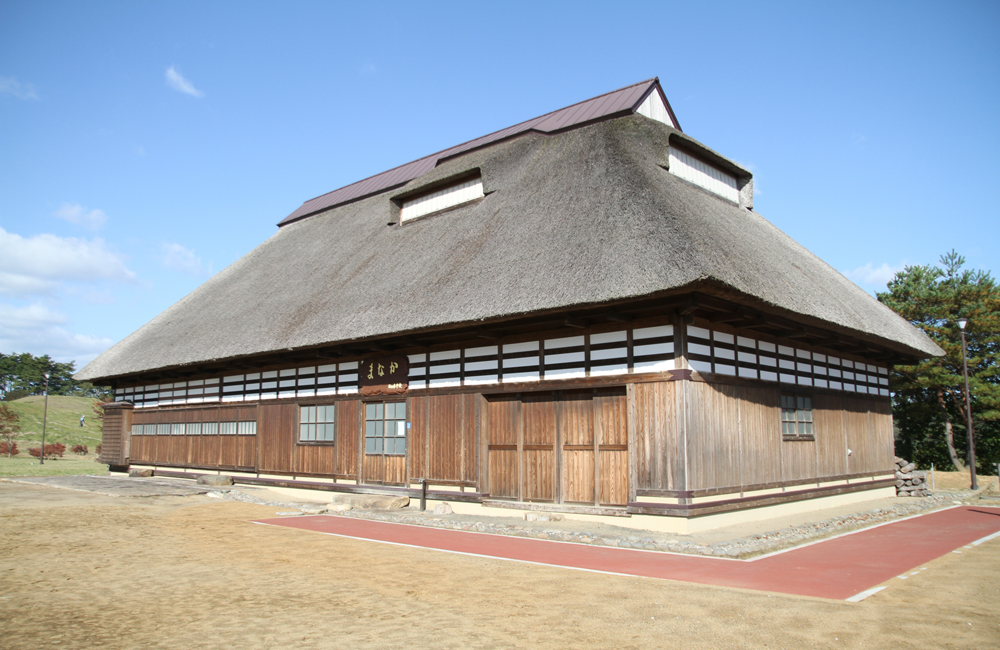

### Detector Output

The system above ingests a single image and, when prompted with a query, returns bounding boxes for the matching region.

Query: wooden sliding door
[486,387,628,506]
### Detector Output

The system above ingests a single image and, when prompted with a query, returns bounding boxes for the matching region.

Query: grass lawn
[4,395,104,451]
[0,454,109,478]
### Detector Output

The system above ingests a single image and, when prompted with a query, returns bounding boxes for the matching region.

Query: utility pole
[40,373,50,465]
[957,318,977,490]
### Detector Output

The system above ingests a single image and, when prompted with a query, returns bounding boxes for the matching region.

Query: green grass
[4,395,104,451]
[0,454,109,477]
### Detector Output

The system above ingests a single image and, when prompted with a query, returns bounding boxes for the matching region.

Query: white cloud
[843,262,901,290]
[0,302,114,367]
[0,76,39,100]
[0,227,136,297]
[165,66,204,97]
[161,242,207,276]
[54,203,108,230]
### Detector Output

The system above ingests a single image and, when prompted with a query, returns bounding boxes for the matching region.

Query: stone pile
[895,456,930,497]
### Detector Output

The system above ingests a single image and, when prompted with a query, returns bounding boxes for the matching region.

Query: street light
[956,318,977,490]
[40,373,50,466]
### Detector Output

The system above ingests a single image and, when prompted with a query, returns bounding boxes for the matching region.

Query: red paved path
[255,505,1000,600]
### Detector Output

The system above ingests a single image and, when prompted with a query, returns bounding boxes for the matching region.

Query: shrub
[0,441,17,456]
[71,444,89,455]
[96,443,102,455]
[28,443,66,459]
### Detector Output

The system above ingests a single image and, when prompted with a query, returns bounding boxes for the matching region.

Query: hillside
[5,395,104,450]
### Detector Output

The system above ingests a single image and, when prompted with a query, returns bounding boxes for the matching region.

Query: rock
[328,494,409,509]
[128,469,153,478]
[197,474,233,486]
[433,503,453,515]
[524,512,565,522]
[275,511,302,516]
[300,505,326,515]
[326,503,352,512]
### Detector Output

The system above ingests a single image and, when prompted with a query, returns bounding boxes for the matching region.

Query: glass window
[781,394,814,440]
[220,421,237,435]
[365,401,406,456]
[202,422,219,436]
[299,405,335,442]
[237,421,257,436]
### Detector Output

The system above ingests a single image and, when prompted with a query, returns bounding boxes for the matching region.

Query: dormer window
[399,174,484,223]
[668,147,739,204]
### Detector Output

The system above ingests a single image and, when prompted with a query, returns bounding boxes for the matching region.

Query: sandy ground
[2,482,999,650]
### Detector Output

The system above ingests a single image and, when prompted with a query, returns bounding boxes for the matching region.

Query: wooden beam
[563,318,588,329]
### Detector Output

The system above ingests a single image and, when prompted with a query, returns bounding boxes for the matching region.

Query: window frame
[781,393,815,441]
[364,400,407,456]
[298,403,337,445]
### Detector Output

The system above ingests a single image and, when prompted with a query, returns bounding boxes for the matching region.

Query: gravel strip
[222,489,981,558]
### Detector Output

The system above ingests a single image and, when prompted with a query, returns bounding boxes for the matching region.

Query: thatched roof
[76,83,941,382]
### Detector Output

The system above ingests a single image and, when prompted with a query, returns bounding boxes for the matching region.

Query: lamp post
[40,373,50,466]
[956,318,977,490]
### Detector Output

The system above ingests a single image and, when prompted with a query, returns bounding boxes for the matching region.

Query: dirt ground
[2,483,998,650]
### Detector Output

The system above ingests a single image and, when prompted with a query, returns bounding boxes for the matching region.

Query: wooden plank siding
[257,404,296,473]
[738,386,783,486]
[686,382,743,490]
[99,404,131,466]
[682,381,893,494]
[632,381,681,492]
[814,394,849,477]
[119,371,894,509]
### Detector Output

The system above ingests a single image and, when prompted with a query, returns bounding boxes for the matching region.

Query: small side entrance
[361,401,407,485]
[486,388,628,506]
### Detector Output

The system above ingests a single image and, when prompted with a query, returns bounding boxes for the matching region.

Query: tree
[878,251,1000,472]
[0,403,24,458]
[0,352,110,400]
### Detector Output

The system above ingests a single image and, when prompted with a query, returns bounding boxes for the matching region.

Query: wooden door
[487,389,628,506]
[522,393,557,502]
[595,387,628,505]
[487,395,520,499]
[561,390,596,504]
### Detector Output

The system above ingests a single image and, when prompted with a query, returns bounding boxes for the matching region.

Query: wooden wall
[631,382,681,492]
[684,381,894,492]
[131,406,255,470]
[409,393,477,485]
[123,376,894,500]
[99,403,132,466]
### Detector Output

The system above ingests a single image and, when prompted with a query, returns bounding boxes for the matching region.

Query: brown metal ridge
[666,368,692,381]
[277,78,665,227]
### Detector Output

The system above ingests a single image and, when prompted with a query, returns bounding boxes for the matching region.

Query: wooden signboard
[359,355,410,396]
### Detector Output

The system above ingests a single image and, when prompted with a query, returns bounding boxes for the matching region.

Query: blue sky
[1,1,998,370]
